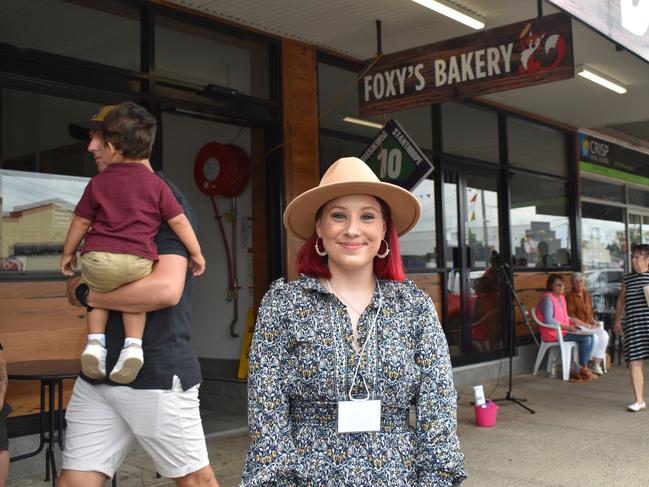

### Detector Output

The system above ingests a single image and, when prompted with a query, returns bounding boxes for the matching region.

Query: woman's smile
[338,241,365,250]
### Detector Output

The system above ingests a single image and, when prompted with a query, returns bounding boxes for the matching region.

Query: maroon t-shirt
[75,163,184,261]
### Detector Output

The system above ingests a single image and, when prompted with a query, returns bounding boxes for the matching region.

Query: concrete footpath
[8,362,648,486]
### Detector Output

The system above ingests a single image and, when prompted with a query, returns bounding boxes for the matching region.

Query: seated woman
[566,272,610,375]
[535,274,596,381]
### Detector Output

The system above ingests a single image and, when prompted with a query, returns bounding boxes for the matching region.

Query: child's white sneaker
[81,340,107,379]
[109,344,143,384]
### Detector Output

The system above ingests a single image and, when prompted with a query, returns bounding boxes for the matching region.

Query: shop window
[319,134,368,174]
[508,117,567,177]
[444,175,459,268]
[0,0,140,70]
[628,187,649,207]
[1,89,100,274]
[318,63,370,137]
[581,177,625,203]
[401,179,436,271]
[465,173,499,267]
[582,203,626,312]
[441,102,499,163]
[628,213,649,247]
[408,273,451,351]
[318,63,432,151]
[156,16,270,99]
[510,172,572,268]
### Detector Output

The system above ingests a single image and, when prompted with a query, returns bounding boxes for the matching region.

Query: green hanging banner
[359,119,433,191]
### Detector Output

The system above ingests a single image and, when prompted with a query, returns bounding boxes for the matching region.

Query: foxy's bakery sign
[359,13,573,116]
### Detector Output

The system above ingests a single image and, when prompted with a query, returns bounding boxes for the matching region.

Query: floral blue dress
[240,276,467,486]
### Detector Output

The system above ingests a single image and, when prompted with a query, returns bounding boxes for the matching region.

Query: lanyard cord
[327,279,383,402]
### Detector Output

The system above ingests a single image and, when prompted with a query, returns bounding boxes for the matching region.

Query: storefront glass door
[443,167,503,358]
[629,213,649,247]
[582,203,626,313]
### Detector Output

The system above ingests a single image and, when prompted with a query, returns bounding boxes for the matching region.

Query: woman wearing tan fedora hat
[240,157,467,486]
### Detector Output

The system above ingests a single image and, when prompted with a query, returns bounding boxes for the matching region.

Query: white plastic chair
[531,306,578,381]
[595,320,608,373]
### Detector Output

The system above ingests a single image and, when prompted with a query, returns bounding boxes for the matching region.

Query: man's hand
[189,252,206,276]
[66,276,83,306]
[61,253,77,276]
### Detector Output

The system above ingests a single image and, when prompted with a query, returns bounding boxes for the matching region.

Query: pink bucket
[474,400,499,427]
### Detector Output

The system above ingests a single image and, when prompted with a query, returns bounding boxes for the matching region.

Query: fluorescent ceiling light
[576,65,627,94]
[411,0,484,30]
[343,116,384,129]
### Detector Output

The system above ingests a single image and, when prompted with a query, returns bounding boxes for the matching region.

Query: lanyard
[327,279,383,402]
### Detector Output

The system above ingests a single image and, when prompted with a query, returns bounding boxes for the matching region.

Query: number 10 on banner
[359,118,433,191]
[379,149,402,179]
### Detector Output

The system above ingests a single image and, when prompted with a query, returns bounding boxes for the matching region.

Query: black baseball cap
[68,105,117,140]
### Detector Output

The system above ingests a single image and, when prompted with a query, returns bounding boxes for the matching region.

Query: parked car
[584,268,623,311]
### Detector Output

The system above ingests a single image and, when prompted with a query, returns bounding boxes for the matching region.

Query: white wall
[162,112,253,360]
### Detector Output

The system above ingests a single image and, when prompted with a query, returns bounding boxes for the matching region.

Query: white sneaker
[590,364,604,376]
[627,401,647,412]
[109,344,144,384]
[81,340,107,379]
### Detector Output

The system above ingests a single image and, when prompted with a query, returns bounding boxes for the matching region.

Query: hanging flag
[469,193,478,203]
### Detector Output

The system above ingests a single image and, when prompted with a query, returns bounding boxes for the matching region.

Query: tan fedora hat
[283,157,421,241]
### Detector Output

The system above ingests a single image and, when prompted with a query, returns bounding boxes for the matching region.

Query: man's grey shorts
[62,376,209,479]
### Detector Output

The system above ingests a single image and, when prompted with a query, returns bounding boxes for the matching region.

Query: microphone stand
[493,260,538,414]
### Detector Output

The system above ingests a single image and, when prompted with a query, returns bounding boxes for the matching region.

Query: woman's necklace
[327,281,367,316]
[327,280,373,353]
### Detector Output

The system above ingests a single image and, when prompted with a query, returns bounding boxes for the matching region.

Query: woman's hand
[613,320,623,336]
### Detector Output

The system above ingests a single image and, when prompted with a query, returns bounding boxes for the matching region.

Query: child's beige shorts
[80,251,153,293]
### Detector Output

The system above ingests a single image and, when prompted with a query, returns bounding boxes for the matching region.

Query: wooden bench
[1,280,85,418]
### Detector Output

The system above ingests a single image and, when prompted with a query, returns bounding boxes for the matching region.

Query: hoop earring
[376,239,390,259]
[315,238,327,257]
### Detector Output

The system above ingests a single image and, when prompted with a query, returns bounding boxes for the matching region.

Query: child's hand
[60,254,77,277]
[190,253,206,276]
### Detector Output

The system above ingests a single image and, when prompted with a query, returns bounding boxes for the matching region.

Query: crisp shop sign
[359,13,573,116]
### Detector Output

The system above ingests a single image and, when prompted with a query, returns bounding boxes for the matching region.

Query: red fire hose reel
[193,142,250,198]
[194,142,250,338]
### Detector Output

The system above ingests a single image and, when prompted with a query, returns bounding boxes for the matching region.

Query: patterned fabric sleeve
[240,279,306,487]
[413,289,467,486]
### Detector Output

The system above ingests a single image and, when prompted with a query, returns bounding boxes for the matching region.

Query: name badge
[337,400,381,433]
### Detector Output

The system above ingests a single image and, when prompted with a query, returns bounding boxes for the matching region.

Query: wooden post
[281,39,321,279]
